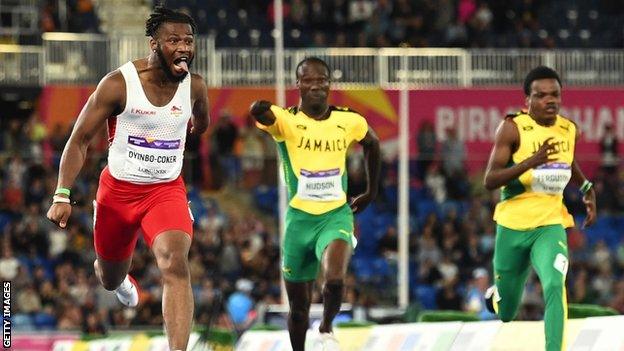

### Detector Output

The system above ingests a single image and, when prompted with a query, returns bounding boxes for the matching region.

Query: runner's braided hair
[145,6,197,37]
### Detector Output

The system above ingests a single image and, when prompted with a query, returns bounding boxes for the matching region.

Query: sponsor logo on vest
[171,105,183,117]
[130,108,156,116]
[128,136,181,150]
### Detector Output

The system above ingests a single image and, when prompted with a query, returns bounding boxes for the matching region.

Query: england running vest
[107,61,191,184]
[493,112,576,230]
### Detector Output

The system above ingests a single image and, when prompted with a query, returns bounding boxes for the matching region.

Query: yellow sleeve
[349,113,369,142]
[255,105,290,141]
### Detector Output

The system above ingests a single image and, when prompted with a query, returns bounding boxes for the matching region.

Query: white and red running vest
[107,61,192,184]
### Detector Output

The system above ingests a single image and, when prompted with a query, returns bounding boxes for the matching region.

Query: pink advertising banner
[409,89,624,175]
[40,86,624,176]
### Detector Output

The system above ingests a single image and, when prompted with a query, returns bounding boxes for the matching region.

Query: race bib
[531,162,571,195]
[297,168,343,201]
[124,136,182,179]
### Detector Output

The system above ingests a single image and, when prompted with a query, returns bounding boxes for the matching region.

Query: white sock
[116,275,132,292]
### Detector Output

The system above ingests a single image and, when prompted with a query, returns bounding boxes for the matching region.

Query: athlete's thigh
[94,190,142,262]
[530,224,569,281]
[493,224,535,319]
[282,208,321,282]
[315,204,354,263]
[493,224,533,274]
[140,182,193,247]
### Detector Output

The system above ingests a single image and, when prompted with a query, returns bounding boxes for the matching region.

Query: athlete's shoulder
[330,105,363,117]
[190,72,206,86]
[190,73,207,100]
[504,109,527,121]
[557,114,578,135]
[495,112,520,145]
[557,114,575,125]
[286,105,299,115]
[97,69,125,99]
[102,69,124,85]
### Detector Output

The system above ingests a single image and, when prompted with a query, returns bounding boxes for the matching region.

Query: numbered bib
[531,162,571,195]
[124,136,183,179]
[297,168,343,201]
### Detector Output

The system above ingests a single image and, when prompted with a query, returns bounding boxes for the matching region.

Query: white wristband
[52,195,71,204]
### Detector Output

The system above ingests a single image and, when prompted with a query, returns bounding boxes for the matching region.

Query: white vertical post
[274,0,288,306]
[398,53,410,309]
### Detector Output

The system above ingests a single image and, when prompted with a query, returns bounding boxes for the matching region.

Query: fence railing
[4,33,624,87]
[0,44,43,86]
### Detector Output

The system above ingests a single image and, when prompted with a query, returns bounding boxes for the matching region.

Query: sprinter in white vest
[46,7,209,350]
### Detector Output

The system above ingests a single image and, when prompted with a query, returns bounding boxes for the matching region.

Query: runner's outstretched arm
[249,100,276,126]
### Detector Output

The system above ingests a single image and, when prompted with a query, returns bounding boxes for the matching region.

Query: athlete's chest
[286,115,351,153]
[122,83,191,126]
[515,119,575,162]
[140,81,180,107]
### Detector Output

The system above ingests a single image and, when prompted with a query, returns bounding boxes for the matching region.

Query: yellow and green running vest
[257,105,368,215]
[493,112,576,230]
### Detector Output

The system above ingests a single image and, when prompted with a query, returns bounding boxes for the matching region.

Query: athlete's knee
[94,260,125,290]
[154,248,189,279]
[323,269,347,282]
[323,279,344,295]
[322,254,348,282]
[288,294,311,316]
[496,300,518,323]
[500,314,514,323]
[497,302,515,322]
[289,306,310,324]
[542,279,565,297]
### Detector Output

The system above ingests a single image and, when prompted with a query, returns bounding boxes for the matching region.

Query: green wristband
[580,180,593,194]
[55,187,71,196]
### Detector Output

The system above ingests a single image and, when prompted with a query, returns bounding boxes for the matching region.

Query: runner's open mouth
[173,57,189,73]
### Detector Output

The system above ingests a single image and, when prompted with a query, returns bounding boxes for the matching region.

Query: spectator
[464,267,496,320]
[17,284,42,314]
[436,277,462,310]
[600,123,619,174]
[441,127,466,176]
[0,245,20,280]
[425,162,447,204]
[348,0,375,32]
[210,111,240,188]
[458,0,477,24]
[416,120,437,180]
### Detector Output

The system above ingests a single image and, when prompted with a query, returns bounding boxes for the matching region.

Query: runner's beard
[156,45,190,83]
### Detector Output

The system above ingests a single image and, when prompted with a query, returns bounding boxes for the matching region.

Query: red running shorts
[93,166,193,261]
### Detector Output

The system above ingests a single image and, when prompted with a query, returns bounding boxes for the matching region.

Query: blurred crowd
[8,0,620,48]
[1,104,624,336]
[164,0,624,48]
[40,0,100,34]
